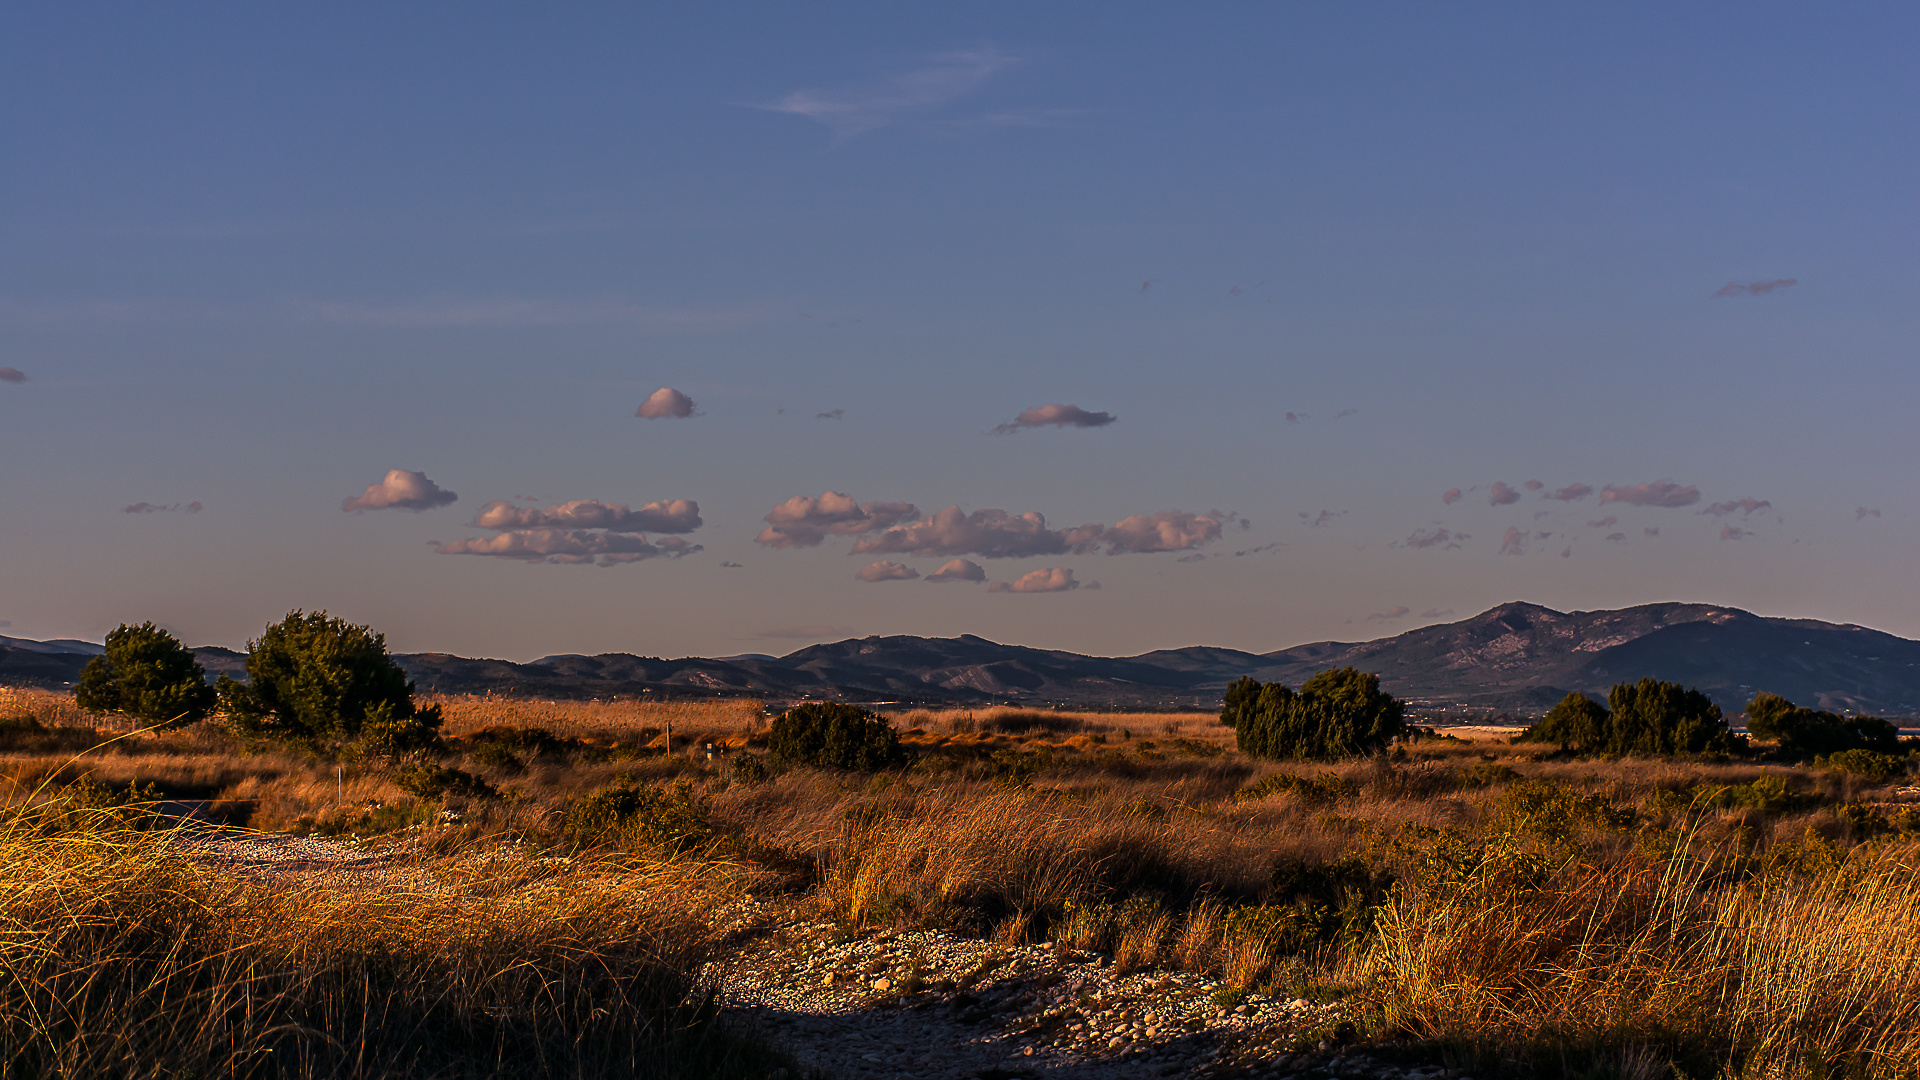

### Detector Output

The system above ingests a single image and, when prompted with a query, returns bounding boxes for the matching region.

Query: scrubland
[2,686,1919,1078]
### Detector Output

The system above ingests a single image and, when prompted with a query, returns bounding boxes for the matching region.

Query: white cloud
[1488,482,1522,506]
[1400,526,1465,550]
[988,567,1082,593]
[1702,498,1771,517]
[635,387,696,419]
[1499,526,1527,556]
[1441,488,1463,505]
[432,530,701,565]
[473,498,700,534]
[856,560,920,582]
[763,47,1017,140]
[342,469,458,512]
[992,402,1117,434]
[756,492,921,548]
[925,558,986,583]
[1549,483,1594,502]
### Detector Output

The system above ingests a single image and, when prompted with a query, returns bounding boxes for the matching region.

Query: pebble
[695,914,1455,1080]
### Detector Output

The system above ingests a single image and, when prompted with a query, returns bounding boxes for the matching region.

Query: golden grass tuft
[0,792,772,1078]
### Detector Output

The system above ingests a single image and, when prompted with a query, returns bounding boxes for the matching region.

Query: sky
[2,4,1915,661]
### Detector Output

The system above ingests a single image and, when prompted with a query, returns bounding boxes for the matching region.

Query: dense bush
[1744,692,1901,758]
[1519,681,1745,756]
[217,610,442,753]
[73,622,215,726]
[1223,668,1405,761]
[564,782,713,855]
[767,703,905,771]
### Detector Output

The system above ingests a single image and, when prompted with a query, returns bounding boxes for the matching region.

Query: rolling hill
[4,602,1917,716]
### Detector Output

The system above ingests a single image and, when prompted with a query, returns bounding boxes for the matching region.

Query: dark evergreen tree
[73,622,215,726]
[1518,692,1611,751]
[1744,692,1899,758]
[217,610,441,752]
[1228,667,1405,761]
[767,703,904,771]
[1605,678,1742,755]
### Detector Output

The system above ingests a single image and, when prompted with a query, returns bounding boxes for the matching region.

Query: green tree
[1228,667,1405,761]
[73,622,216,726]
[1605,678,1743,755]
[1744,692,1899,758]
[767,702,905,771]
[217,610,441,753]
[1518,692,1611,751]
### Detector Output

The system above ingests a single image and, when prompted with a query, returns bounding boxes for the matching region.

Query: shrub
[392,762,498,801]
[1819,748,1905,784]
[1517,692,1610,751]
[73,622,215,726]
[563,782,713,855]
[728,754,771,785]
[767,703,905,771]
[1227,668,1405,761]
[471,741,526,774]
[217,610,443,753]
[1746,692,1901,758]
[1234,771,1359,804]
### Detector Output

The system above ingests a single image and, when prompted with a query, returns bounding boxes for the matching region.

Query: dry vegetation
[3,686,1920,1078]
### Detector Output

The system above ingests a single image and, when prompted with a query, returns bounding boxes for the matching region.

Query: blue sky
[2,4,1914,659]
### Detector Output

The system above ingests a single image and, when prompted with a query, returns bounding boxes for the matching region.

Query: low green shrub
[767,703,905,771]
[393,762,498,801]
[471,742,526,774]
[1234,771,1359,804]
[563,781,713,855]
[1818,749,1906,784]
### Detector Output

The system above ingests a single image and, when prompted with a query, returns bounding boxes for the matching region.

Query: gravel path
[704,923,1463,1080]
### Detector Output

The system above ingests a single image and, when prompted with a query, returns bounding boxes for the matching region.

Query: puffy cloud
[433,530,701,565]
[1857,507,1881,521]
[342,469,458,512]
[1714,278,1798,298]
[1499,527,1526,556]
[1488,482,1521,506]
[1441,488,1463,506]
[854,506,1073,558]
[1524,480,1544,491]
[1599,480,1700,508]
[756,492,921,548]
[1720,525,1752,541]
[1606,532,1626,542]
[1587,516,1618,528]
[1366,606,1412,622]
[0,368,25,384]
[1090,511,1223,554]
[439,491,704,566]
[1401,526,1465,550]
[988,567,1082,593]
[1549,483,1594,502]
[123,501,202,514]
[473,498,701,534]
[635,387,696,419]
[925,558,986,583]
[1703,498,1771,517]
[993,403,1117,434]
[852,506,1221,559]
[856,560,920,582]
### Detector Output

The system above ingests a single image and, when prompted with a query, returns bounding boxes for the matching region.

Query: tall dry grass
[427,694,767,742]
[0,791,775,1079]
[1367,829,1920,1077]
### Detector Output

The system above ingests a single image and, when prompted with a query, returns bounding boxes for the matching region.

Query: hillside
[5,601,1917,716]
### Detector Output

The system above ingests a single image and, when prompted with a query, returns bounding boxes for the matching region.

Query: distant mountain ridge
[4,602,1917,716]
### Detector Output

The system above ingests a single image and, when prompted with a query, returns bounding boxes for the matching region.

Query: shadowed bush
[1224,668,1405,762]
[767,703,905,771]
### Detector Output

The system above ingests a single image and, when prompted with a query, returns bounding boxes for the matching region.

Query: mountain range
[5,601,1918,717]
